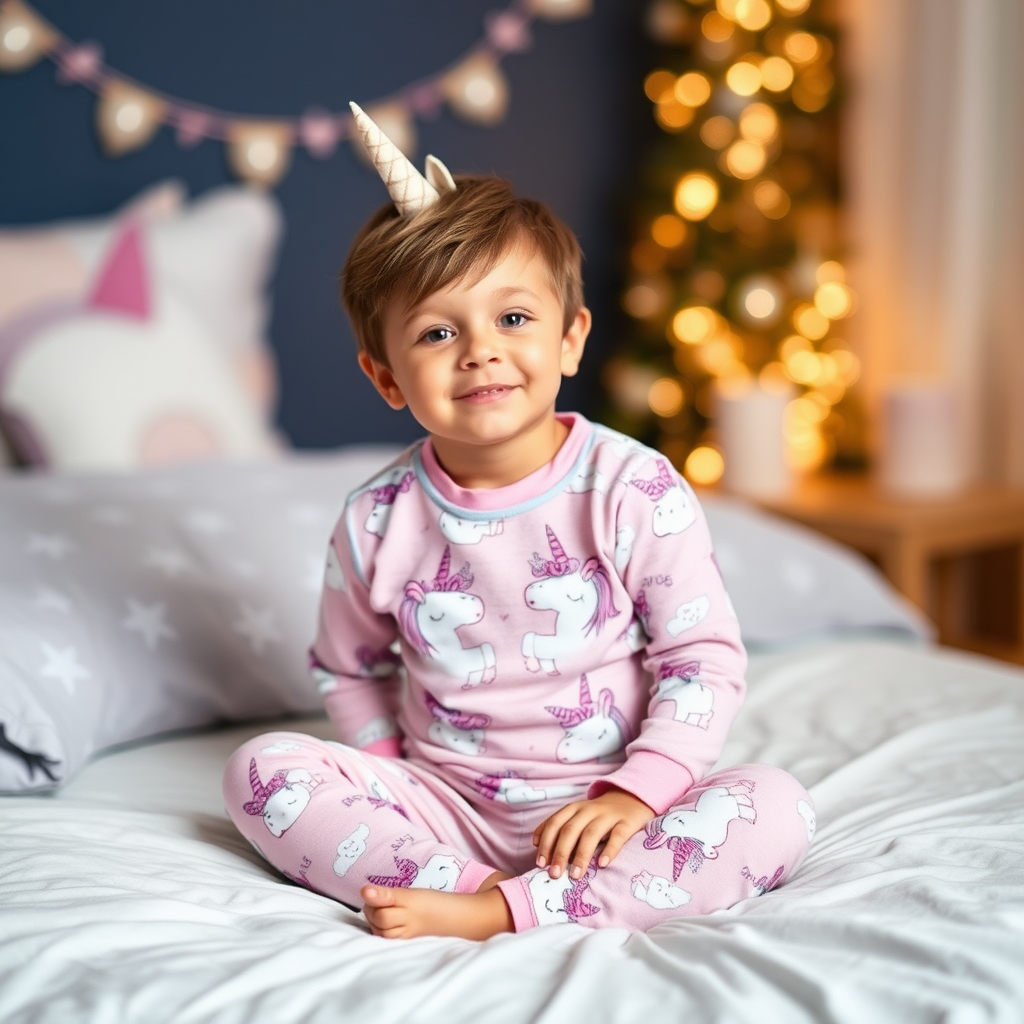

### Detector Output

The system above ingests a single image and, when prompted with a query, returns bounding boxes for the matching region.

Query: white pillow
[702,494,934,647]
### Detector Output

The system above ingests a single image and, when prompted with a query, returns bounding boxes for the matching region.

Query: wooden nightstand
[751,475,1024,666]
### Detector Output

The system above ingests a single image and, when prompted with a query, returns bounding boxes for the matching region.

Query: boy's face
[359,245,590,486]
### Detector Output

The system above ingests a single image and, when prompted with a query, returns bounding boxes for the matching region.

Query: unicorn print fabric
[223,414,814,931]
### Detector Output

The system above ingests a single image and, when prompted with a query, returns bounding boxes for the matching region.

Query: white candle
[714,380,793,499]
[878,380,964,496]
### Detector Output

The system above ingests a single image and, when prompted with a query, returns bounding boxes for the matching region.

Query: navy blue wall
[0,0,652,449]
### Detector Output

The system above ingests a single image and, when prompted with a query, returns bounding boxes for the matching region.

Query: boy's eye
[421,327,454,344]
[500,312,529,329]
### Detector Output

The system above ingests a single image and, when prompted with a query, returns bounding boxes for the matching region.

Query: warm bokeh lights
[674,172,719,219]
[613,0,850,484]
[684,445,725,485]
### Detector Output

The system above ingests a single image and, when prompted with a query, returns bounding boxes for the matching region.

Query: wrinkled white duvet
[3,637,1023,1024]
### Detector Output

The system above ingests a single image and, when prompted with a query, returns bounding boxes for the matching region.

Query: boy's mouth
[456,383,517,401]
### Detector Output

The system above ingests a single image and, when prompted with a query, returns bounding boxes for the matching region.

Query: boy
[222,105,813,940]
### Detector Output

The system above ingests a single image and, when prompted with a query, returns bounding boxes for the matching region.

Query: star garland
[0,0,591,186]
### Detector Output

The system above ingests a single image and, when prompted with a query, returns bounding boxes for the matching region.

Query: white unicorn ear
[424,154,457,194]
[349,101,456,217]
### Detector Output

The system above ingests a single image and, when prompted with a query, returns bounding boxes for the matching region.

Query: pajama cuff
[587,751,695,816]
[457,860,501,895]
[495,875,539,932]
[362,736,403,758]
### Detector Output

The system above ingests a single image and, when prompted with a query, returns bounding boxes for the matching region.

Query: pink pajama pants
[223,732,814,932]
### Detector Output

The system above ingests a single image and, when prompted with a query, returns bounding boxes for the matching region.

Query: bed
[2,443,1023,1024]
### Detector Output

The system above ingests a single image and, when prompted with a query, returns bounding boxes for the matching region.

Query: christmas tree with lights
[603,0,863,486]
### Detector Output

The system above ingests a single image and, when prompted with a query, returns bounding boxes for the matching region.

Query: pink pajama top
[310,414,747,817]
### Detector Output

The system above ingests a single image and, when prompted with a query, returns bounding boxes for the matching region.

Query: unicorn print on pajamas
[425,693,489,756]
[521,526,619,675]
[399,547,496,688]
[629,460,697,537]
[475,770,587,805]
[527,865,601,924]
[437,511,504,544]
[545,674,630,763]
[333,823,371,877]
[654,660,715,728]
[364,468,414,537]
[355,643,401,678]
[643,781,757,880]
[631,871,692,910]
[368,854,463,892]
[242,759,321,838]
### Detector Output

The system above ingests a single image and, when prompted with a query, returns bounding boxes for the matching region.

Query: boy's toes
[361,884,399,908]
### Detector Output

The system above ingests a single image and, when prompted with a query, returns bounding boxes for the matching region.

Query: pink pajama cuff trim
[457,860,501,895]
[362,736,404,758]
[587,751,695,816]
[495,875,539,932]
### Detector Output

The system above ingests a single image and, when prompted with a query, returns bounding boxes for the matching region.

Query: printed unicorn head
[545,675,630,763]
[370,469,414,508]
[642,783,756,880]
[529,525,581,578]
[368,853,461,892]
[527,862,600,924]
[349,102,456,218]
[475,770,524,801]
[525,527,619,639]
[425,692,489,756]
[242,758,314,838]
[242,757,287,816]
[629,460,696,537]
[399,546,477,657]
[657,660,701,684]
[629,460,675,501]
[365,467,414,537]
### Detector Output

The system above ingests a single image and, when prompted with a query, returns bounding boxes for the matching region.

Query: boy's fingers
[535,821,563,867]
[543,813,588,877]
[568,817,612,877]
[534,806,578,866]
[597,829,626,867]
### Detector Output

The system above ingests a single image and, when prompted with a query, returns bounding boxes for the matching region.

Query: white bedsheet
[2,637,1023,1024]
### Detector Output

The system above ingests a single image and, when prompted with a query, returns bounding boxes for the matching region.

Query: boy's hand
[533,789,655,880]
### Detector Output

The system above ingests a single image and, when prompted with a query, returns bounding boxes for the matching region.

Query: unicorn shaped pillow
[0,219,279,469]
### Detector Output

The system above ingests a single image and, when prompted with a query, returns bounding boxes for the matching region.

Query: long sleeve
[309,514,404,756]
[587,457,747,814]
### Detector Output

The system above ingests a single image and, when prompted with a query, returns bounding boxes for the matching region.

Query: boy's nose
[459,331,501,368]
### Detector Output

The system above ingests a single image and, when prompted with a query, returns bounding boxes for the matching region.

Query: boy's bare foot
[361,871,514,940]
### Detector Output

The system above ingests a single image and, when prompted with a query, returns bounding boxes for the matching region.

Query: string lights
[0,0,591,187]
[604,0,862,486]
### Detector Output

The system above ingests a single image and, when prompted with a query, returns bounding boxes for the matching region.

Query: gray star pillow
[0,448,398,792]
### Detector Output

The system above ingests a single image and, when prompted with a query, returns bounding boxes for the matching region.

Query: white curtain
[841,0,1024,485]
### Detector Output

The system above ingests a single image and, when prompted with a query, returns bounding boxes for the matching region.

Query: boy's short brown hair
[341,175,584,366]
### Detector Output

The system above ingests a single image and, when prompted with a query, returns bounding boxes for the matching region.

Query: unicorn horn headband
[349,101,456,217]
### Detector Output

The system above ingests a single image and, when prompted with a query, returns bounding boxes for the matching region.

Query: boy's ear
[560,306,591,378]
[358,351,407,411]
